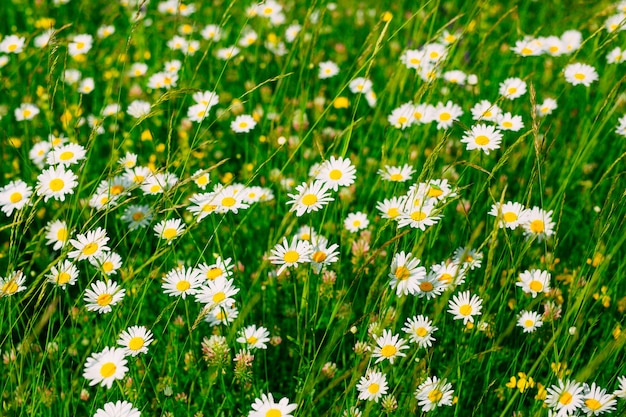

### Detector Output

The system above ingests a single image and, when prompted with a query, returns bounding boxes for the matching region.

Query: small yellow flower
[535,383,547,401]
[333,97,349,109]
[141,129,153,141]
[382,11,393,22]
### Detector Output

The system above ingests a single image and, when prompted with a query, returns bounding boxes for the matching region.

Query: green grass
[1,0,625,416]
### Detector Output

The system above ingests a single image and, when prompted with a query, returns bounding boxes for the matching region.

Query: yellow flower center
[76,42,85,50]
[128,336,144,351]
[302,193,318,206]
[23,109,32,118]
[584,398,602,411]
[266,409,282,417]
[202,204,217,213]
[82,242,98,256]
[521,47,533,55]
[381,344,397,357]
[49,178,65,192]
[57,228,68,241]
[459,304,473,316]
[530,220,545,233]
[529,280,543,292]
[368,383,380,394]
[439,273,452,283]
[427,187,443,198]
[395,266,410,281]
[503,212,518,223]
[99,362,116,378]
[549,46,559,53]
[150,184,161,193]
[574,73,585,80]
[409,58,420,65]
[8,44,18,52]
[2,281,19,294]
[9,192,22,203]
[329,169,342,180]
[398,116,408,125]
[416,327,428,337]
[419,281,434,292]
[428,389,443,403]
[411,211,427,221]
[110,184,124,195]
[475,135,490,146]
[239,122,248,129]
[57,272,71,285]
[352,220,361,227]
[508,87,517,95]
[524,319,534,328]
[312,251,327,263]
[283,250,300,263]
[389,173,403,181]
[221,196,236,207]
[132,212,145,221]
[102,261,114,273]
[206,267,222,280]
[429,51,439,59]
[247,336,258,345]
[176,280,190,292]
[387,207,400,218]
[559,391,573,405]
[196,176,209,185]
[162,228,178,240]
[97,293,112,306]
[212,291,226,303]
[439,112,451,121]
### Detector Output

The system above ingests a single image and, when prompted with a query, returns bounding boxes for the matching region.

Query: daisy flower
[377,164,415,182]
[68,227,110,261]
[89,251,123,275]
[248,393,297,417]
[412,103,435,124]
[0,270,27,297]
[448,290,483,324]
[401,48,426,69]
[517,310,544,333]
[402,315,438,348]
[237,325,270,350]
[46,260,79,288]
[499,77,527,99]
[84,280,125,314]
[205,304,239,326]
[187,192,218,222]
[415,376,455,412]
[430,260,466,289]
[195,276,240,309]
[488,201,528,230]
[268,236,313,275]
[196,256,234,281]
[82,346,128,389]
[93,400,140,417]
[396,202,441,230]
[415,273,447,299]
[496,112,524,131]
[461,123,503,155]
[121,204,152,230]
[126,100,151,118]
[372,329,409,364]
[212,184,250,214]
[231,114,257,133]
[68,34,93,56]
[614,376,626,398]
[154,218,186,244]
[545,379,585,417]
[453,246,483,270]
[0,35,26,54]
[376,196,406,220]
[387,102,415,129]
[344,211,369,233]
[162,266,203,299]
[315,156,356,191]
[471,100,502,122]
[424,179,456,201]
[118,325,154,357]
[388,251,426,296]
[433,100,463,130]
[0,179,32,216]
[15,103,40,121]
[287,180,335,217]
[523,206,555,241]
[36,165,78,202]
[517,269,551,298]
[319,60,339,79]
[45,219,71,250]
[563,63,598,87]
[581,383,616,416]
[201,24,222,41]
[356,369,388,402]
[537,98,558,117]
[349,77,373,94]
[310,238,340,274]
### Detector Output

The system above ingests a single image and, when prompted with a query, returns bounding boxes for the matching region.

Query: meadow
[1,0,625,416]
